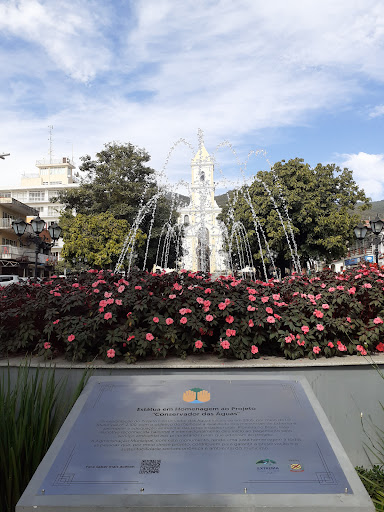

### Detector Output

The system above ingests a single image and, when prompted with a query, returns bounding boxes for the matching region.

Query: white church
[178,145,228,274]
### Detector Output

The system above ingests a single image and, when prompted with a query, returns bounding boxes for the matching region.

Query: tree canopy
[220,158,371,274]
[60,212,147,269]
[56,142,179,270]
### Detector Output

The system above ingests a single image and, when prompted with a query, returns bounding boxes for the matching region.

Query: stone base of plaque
[16,375,374,511]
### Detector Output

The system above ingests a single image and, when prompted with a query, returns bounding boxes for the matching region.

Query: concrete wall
[2,361,383,469]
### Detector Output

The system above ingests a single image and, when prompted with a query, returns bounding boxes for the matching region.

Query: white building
[178,146,227,273]
[0,157,79,260]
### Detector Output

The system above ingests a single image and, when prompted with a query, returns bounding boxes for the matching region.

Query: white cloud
[340,152,384,200]
[0,0,111,82]
[369,105,384,118]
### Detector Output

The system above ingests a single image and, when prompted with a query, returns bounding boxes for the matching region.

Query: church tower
[179,145,227,273]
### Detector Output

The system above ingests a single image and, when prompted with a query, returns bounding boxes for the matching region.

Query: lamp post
[354,215,383,265]
[12,216,63,278]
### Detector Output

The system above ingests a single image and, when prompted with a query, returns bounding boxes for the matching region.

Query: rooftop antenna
[0,153,10,160]
[48,125,53,163]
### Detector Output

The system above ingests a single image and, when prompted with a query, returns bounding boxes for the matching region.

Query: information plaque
[17,375,374,511]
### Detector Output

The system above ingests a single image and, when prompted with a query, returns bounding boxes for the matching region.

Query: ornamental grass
[1,265,384,363]
[0,362,91,512]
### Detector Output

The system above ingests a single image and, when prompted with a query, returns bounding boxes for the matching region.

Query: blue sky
[1,0,384,199]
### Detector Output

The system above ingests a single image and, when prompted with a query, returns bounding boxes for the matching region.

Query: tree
[60,212,147,269]
[56,142,179,270]
[220,158,371,275]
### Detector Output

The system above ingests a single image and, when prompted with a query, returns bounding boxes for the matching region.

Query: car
[0,275,21,287]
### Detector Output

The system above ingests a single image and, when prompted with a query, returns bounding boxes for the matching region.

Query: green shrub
[0,361,91,512]
[1,266,384,362]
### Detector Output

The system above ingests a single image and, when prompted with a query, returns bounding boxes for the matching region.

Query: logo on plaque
[183,388,210,403]
[290,462,304,472]
[256,459,277,465]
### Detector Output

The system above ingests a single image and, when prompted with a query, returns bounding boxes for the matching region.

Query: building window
[184,215,189,225]
[48,190,59,199]
[0,192,11,198]
[2,238,18,247]
[48,206,60,216]
[29,191,45,202]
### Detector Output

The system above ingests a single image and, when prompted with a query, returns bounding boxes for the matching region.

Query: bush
[0,362,91,512]
[1,265,384,363]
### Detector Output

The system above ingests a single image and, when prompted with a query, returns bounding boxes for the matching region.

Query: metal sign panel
[38,377,351,495]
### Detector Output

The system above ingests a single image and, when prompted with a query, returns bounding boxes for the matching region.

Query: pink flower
[297,339,305,346]
[272,294,280,300]
[220,340,230,349]
[104,312,112,320]
[135,285,142,290]
[313,309,323,318]
[68,334,75,342]
[328,287,335,292]
[316,324,324,331]
[261,296,269,303]
[266,316,275,323]
[328,342,334,348]
[321,283,326,288]
[107,349,115,358]
[313,346,321,354]
[196,297,204,304]
[218,302,227,310]
[205,288,212,294]
[173,283,182,291]
[72,283,79,288]
[53,319,60,324]
[169,294,176,299]
[373,317,383,325]
[251,345,258,354]
[284,336,292,344]
[153,317,159,323]
[44,342,51,349]
[127,335,135,342]
[206,314,214,322]
[301,325,309,334]
[322,304,329,309]
[195,340,203,349]
[376,342,384,352]
[346,317,351,323]
[146,333,154,341]
[104,292,112,298]
[226,328,236,337]
[118,285,125,293]
[224,298,231,305]
[115,299,122,306]
[247,305,256,311]
[266,306,273,314]
[248,295,256,301]
[165,318,174,325]
[348,287,356,295]
[363,283,372,289]
[226,315,234,324]
[248,319,254,327]
[93,288,100,293]
[180,317,188,324]
[337,343,347,352]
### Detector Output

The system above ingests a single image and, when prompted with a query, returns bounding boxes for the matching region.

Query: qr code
[139,459,161,474]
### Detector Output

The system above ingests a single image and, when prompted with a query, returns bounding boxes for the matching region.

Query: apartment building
[0,157,79,261]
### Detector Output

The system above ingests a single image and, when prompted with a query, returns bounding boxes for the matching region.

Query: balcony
[0,218,14,229]
[0,245,57,265]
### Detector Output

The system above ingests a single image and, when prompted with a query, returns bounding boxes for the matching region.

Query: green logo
[256,459,277,465]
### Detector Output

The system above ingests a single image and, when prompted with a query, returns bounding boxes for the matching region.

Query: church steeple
[191,144,214,187]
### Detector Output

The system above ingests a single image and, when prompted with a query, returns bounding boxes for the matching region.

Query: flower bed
[1,266,384,364]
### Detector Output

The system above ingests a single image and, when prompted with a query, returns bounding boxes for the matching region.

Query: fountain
[114,130,301,280]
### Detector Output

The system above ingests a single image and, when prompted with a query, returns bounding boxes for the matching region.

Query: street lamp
[354,216,383,265]
[12,216,63,278]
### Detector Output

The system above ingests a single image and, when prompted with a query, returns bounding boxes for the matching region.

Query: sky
[1,0,384,199]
